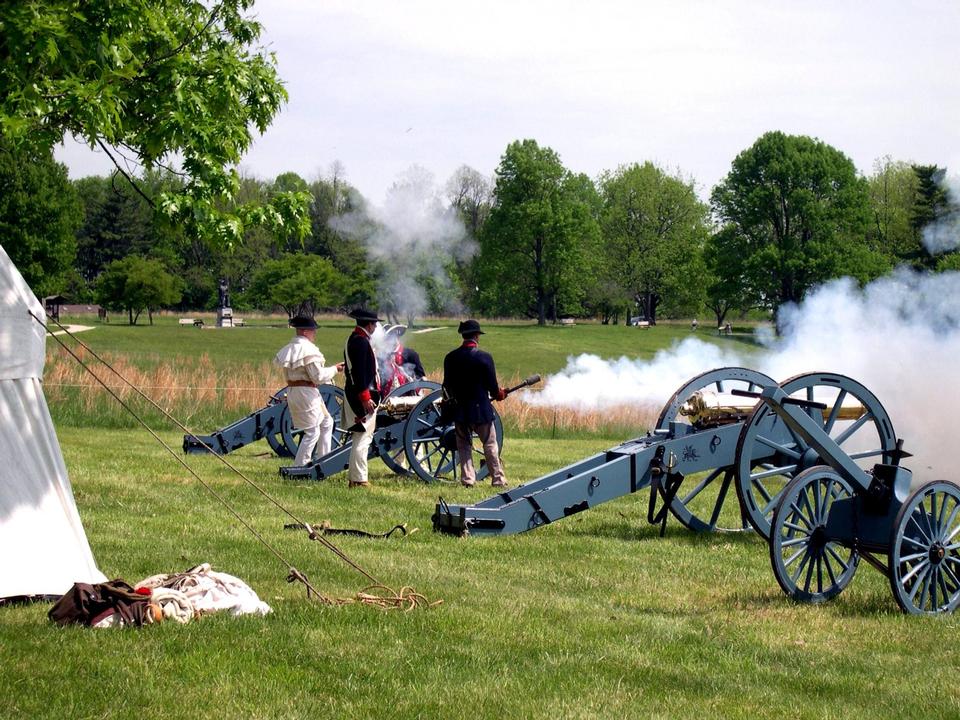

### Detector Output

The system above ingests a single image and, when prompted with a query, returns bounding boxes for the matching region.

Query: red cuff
[359,389,371,403]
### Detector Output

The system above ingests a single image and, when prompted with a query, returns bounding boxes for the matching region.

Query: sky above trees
[55,0,960,204]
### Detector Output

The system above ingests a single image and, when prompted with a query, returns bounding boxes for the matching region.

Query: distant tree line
[2,3,957,328]
[3,132,958,327]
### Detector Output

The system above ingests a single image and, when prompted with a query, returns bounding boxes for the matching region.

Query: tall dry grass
[44,356,661,439]
[495,373,660,437]
[43,351,286,430]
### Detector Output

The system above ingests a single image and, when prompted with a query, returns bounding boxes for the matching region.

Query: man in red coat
[343,308,381,487]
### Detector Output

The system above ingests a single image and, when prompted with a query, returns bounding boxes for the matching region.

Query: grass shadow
[728,587,901,618]
[565,517,765,547]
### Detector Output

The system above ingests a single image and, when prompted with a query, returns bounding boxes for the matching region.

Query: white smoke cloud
[331,166,474,321]
[922,172,960,255]
[527,268,960,479]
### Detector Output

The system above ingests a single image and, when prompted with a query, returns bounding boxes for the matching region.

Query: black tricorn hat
[457,319,484,336]
[290,314,317,330]
[349,307,381,324]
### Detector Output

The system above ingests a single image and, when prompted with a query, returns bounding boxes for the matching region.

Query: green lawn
[4,320,955,719]
[57,313,751,379]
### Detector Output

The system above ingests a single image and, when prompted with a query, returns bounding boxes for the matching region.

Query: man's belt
[287,380,317,388]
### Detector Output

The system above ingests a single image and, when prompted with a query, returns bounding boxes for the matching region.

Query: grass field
[3,319,957,719]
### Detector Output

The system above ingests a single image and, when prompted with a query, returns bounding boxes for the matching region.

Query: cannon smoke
[525,268,960,481]
[331,166,474,323]
[922,173,960,255]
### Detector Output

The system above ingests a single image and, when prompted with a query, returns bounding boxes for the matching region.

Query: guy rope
[32,311,439,611]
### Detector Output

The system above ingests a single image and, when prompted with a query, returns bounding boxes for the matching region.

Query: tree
[0,0,309,245]
[703,226,753,328]
[598,162,710,325]
[711,131,884,330]
[912,164,960,264]
[74,171,183,284]
[95,256,183,324]
[306,167,369,286]
[475,140,601,324]
[866,157,921,264]
[445,165,493,239]
[0,141,82,296]
[245,254,349,318]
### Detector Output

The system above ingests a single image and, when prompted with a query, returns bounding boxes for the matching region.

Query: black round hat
[290,315,317,330]
[457,319,484,336]
[349,307,381,324]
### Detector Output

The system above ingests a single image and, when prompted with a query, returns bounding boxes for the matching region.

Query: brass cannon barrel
[679,390,865,427]
[380,394,426,417]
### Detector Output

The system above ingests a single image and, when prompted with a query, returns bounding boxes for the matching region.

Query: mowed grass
[4,319,958,719]
[2,429,959,719]
[56,312,749,379]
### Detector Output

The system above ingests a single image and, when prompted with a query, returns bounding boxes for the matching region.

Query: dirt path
[50,324,96,336]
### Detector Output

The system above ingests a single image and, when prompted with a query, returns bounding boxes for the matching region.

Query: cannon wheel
[734,372,898,540]
[888,480,960,615]
[656,367,775,532]
[402,389,504,484]
[268,385,348,460]
[264,389,295,457]
[377,380,441,476]
[769,466,860,603]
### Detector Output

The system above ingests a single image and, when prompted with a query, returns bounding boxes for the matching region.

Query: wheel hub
[440,426,458,452]
[929,543,946,565]
[799,447,820,471]
[809,525,828,552]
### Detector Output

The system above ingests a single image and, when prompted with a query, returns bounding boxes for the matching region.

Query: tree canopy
[0,0,309,245]
[475,139,600,325]
[95,255,183,324]
[711,131,884,327]
[0,140,82,297]
[245,254,350,318]
[599,162,709,324]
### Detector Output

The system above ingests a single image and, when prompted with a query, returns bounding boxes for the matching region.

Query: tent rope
[32,312,432,608]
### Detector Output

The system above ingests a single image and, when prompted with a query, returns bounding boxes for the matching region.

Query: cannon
[431,368,895,537]
[432,367,787,537]
[434,367,958,615]
[279,380,509,483]
[280,376,542,483]
[743,376,960,615]
[182,385,347,459]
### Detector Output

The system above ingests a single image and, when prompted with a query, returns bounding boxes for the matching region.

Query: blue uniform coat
[442,342,501,425]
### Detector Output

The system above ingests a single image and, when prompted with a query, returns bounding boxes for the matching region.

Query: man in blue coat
[442,319,507,488]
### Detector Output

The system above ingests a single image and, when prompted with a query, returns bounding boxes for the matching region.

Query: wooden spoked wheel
[888,480,960,615]
[268,385,346,460]
[769,466,860,603]
[402,389,504,484]
[735,372,897,540]
[376,380,440,476]
[656,367,775,532]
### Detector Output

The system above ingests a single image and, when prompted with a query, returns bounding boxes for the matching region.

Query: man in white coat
[274,315,343,466]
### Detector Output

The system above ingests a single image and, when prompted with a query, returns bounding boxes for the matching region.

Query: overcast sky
[56,0,960,203]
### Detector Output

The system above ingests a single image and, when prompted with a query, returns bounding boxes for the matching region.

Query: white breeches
[288,387,333,466]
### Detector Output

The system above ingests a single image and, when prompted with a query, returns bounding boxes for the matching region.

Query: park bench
[179,318,204,327]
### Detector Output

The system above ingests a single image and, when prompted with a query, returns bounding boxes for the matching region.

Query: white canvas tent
[0,243,105,600]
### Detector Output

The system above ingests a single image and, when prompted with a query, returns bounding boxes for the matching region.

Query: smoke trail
[331,166,474,322]
[526,268,960,479]
[922,173,960,255]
